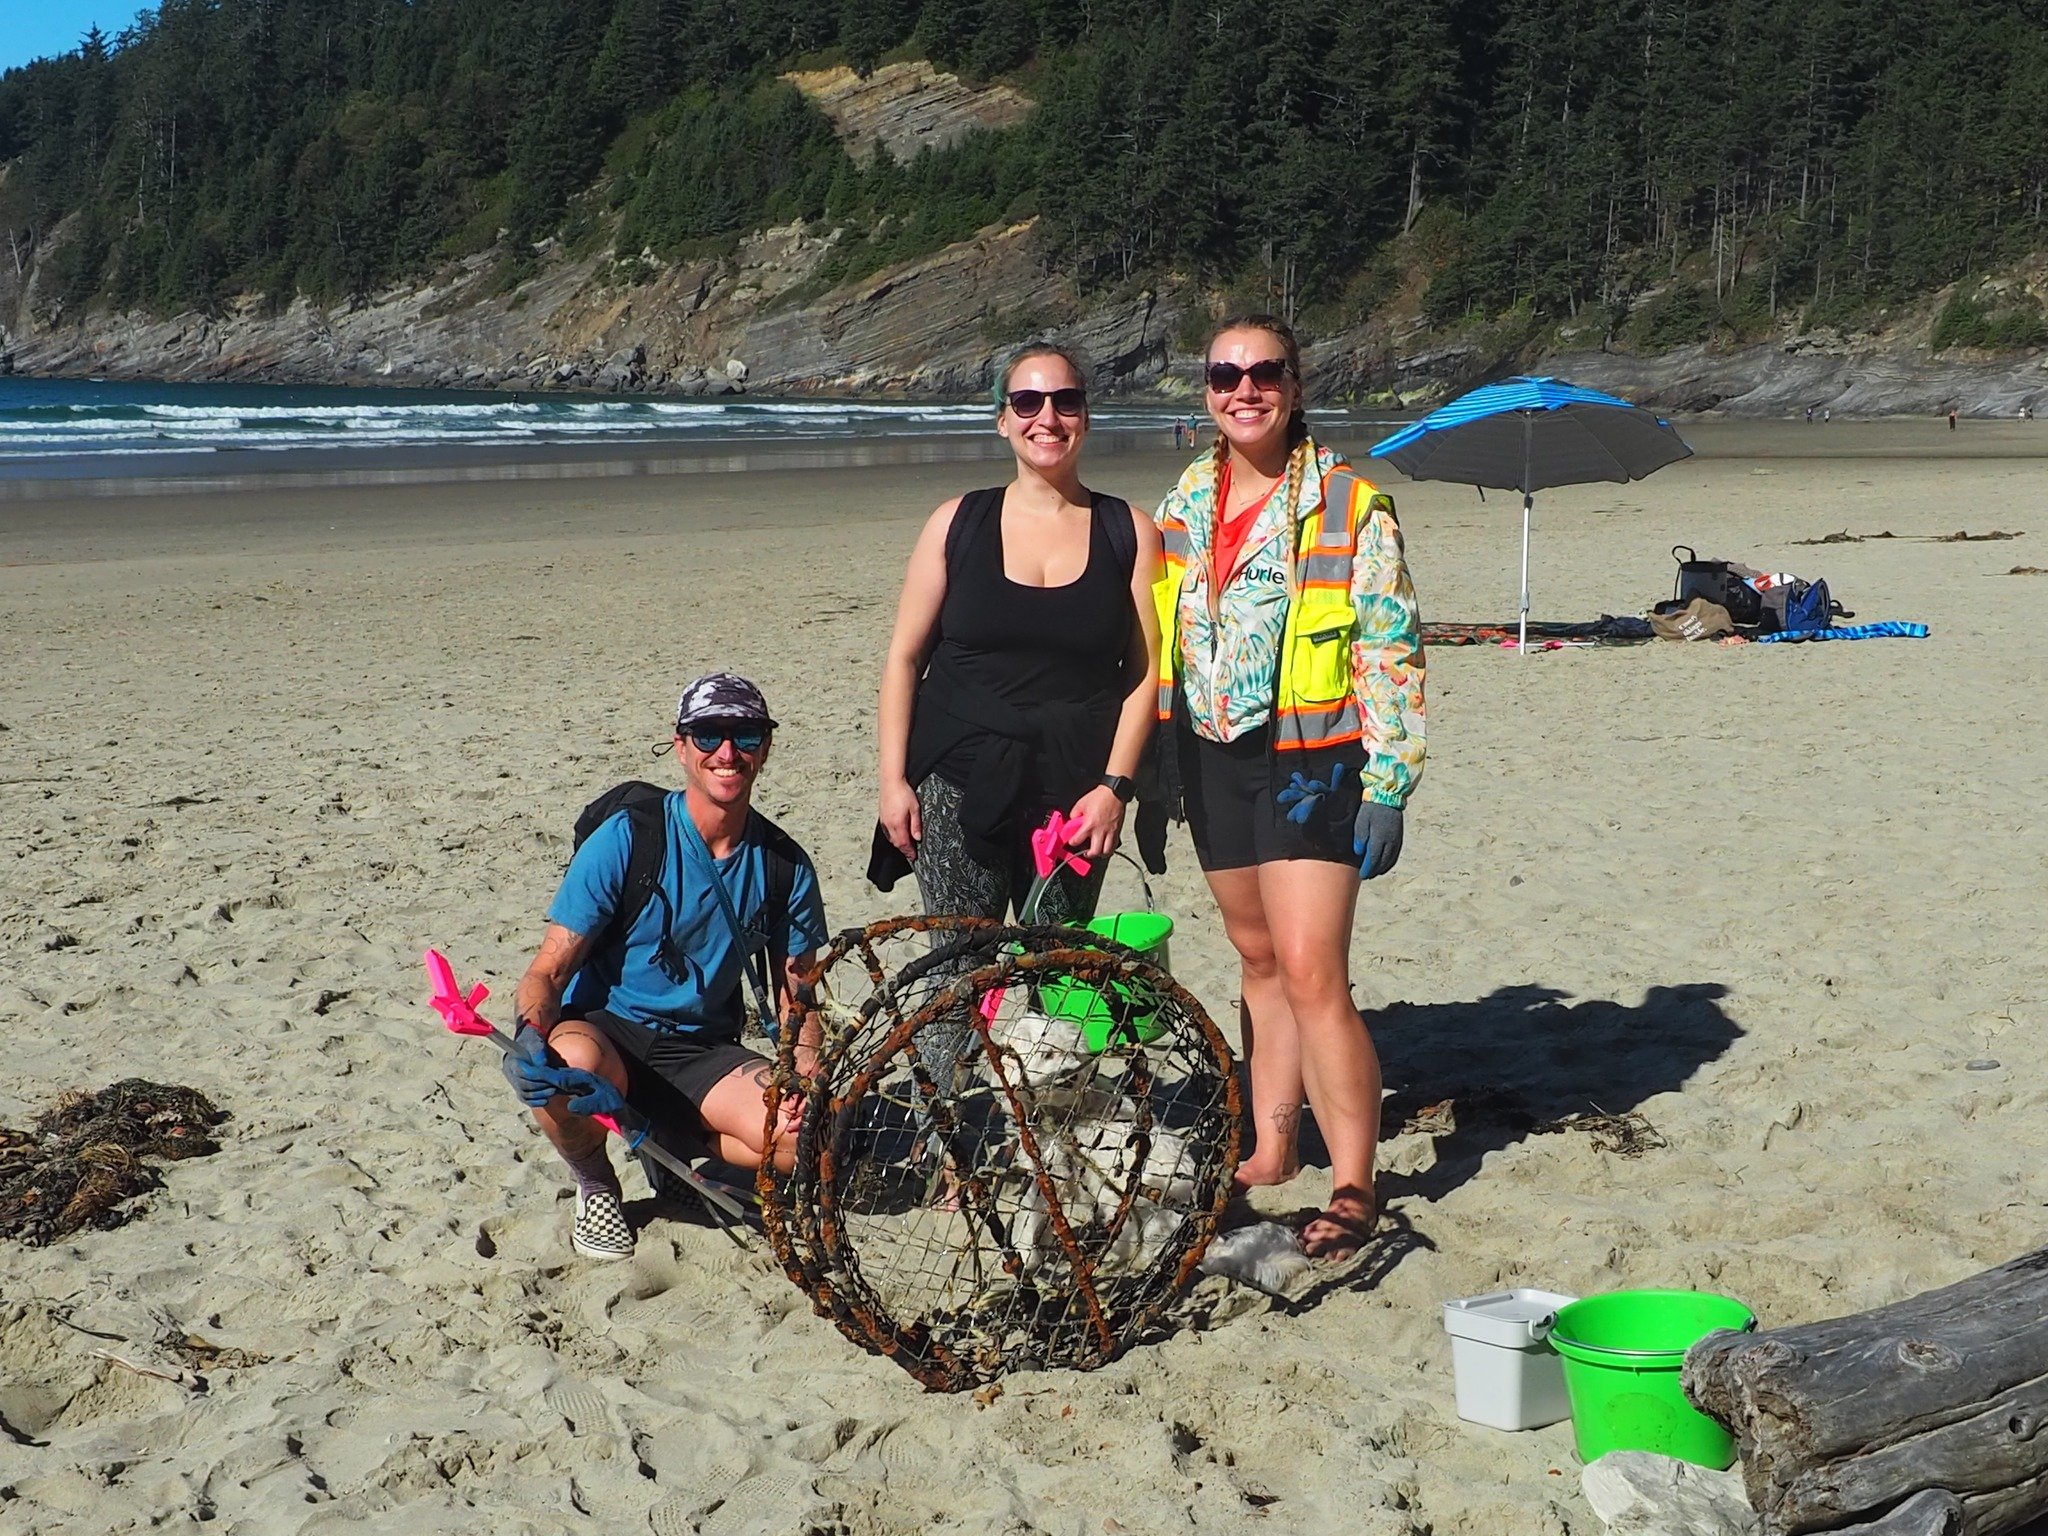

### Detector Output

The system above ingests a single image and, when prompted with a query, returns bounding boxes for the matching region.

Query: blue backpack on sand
[1775,577,1852,633]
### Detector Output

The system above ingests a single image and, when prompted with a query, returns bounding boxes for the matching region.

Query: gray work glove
[1353,801,1405,881]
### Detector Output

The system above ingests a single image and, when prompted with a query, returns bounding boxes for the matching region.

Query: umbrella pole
[1518,491,1532,654]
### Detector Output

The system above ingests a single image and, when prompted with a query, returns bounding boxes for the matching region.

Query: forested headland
[5,0,2048,362]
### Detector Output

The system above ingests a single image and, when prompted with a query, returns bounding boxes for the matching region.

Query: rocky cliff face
[0,51,1187,402]
[783,60,1031,164]
[18,234,2047,416]
[1547,337,2048,417]
[0,216,1184,400]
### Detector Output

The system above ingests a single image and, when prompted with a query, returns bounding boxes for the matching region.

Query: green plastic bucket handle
[1552,1316,1757,1360]
[1549,1290,1758,1361]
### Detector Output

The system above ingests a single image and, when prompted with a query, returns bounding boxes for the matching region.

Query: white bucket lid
[1443,1288,1579,1348]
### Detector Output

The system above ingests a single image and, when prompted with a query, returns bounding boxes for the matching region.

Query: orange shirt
[1212,463,1278,588]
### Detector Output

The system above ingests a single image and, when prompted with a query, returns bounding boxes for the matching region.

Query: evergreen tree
[4,0,2048,334]
[841,0,916,76]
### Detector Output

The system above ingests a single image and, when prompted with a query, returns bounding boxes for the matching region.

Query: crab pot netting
[758,918,1241,1392]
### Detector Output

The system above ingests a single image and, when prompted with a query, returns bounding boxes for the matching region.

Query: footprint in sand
[697,1471,819,1536]
[646,1489,719,1536]
[543,1378,614,1435]
[869,1423,936,1480]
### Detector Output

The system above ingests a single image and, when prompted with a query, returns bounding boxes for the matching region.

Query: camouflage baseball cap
[674,672,777,731]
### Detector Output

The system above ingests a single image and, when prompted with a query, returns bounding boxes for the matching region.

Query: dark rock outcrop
[7,211,2047,415]
[1553,339,2048,418]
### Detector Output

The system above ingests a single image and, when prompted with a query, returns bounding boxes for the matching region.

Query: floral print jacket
[1155,439,1427,808]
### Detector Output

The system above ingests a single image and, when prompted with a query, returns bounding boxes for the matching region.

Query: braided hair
[1207,314,1315,594]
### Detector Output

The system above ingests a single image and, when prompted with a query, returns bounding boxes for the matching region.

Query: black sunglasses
[685,727,767,754]
[1205,358,1292,393]
[1006,387,1087,419]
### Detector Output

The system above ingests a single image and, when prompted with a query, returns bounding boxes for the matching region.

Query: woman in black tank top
[871,343,1164,924]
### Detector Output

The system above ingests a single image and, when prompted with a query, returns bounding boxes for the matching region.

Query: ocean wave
[0,379,1218,463]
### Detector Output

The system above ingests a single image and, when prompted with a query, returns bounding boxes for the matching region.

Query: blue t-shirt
[550,794,829,1036]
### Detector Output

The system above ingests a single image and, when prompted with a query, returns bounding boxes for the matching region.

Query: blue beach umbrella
[1369,376,1693,653]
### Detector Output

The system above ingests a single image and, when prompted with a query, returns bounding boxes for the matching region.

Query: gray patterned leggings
[912,774,1107,925]
[910,774,1108,1092]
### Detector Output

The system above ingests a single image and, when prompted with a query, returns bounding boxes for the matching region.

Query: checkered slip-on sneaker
[572,1186,635,1260]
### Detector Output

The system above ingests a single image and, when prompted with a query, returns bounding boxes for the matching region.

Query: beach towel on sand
[1754,621,1929,643]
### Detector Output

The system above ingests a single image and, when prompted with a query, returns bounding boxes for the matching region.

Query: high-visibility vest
[1155,467,1379,752]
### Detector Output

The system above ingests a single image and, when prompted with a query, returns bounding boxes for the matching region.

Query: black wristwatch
[1099,773,1136,803]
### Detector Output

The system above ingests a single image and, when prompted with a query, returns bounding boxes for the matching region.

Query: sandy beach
[4,420,2046,1536]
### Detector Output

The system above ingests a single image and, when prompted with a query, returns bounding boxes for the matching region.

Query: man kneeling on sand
[501,672,829,1259]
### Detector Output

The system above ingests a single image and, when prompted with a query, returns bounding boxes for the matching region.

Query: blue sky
[2,2,154,73]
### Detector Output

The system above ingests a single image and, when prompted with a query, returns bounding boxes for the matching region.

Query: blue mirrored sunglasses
[687,727,766,755]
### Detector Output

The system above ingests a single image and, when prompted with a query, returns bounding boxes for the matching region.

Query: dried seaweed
[1535,1107,1667,1158]
[0,1080,226,1245]
[1793,528,2024,544]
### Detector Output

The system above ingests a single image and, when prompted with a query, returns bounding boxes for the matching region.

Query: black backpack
[571,781,803,1015]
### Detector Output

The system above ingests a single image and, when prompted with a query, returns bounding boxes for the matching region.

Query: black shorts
[1179,718,1360,872]
[582,1009,768,1134]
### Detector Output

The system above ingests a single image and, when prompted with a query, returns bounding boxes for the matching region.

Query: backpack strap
[591,796,668,971]
[750,812,806,1012]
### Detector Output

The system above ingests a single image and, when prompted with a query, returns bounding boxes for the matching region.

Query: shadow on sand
[1239,982,1741,1304]
[1371,981,1741,1205]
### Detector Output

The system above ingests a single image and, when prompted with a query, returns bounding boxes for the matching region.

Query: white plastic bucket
[1442,1288,1578,1431]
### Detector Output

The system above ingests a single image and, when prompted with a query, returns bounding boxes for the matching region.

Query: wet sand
[3,423,2044,1535]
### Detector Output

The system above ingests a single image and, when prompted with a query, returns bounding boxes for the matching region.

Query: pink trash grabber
[423,948,751,1239]
[1021,807,1093,924]
[977,811,1097,1024]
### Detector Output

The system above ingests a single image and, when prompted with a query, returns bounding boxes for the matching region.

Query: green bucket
[1548,1290,1755,1469]
[1038,911,1175,1052]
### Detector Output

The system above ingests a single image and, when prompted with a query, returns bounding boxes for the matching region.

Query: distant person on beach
[1153,314,1426,1260]
[871,342,1162,926]
[503,673,828,1260]
[1948,407,1958,431]
[1174,418,1187,448]
[1804,405,1814,423]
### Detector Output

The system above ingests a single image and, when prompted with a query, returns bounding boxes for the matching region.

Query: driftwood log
[1684,1247,2048,1535]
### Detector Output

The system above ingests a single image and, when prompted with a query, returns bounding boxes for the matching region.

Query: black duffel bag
[1672,545,1764,629]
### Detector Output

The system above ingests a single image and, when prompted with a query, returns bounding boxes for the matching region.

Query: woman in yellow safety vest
[1154,314,1426,1258]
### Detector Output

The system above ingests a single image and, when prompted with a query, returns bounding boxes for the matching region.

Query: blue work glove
[1354,800,1405,881]
[501,1024,559,1108]
[1276,765,1347,825]
[550,1067,628,1122]
[500,1025,629,1120]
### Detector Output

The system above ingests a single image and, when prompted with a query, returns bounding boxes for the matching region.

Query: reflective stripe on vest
[1273,468,1366,753]
[1154,513,1192,719]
